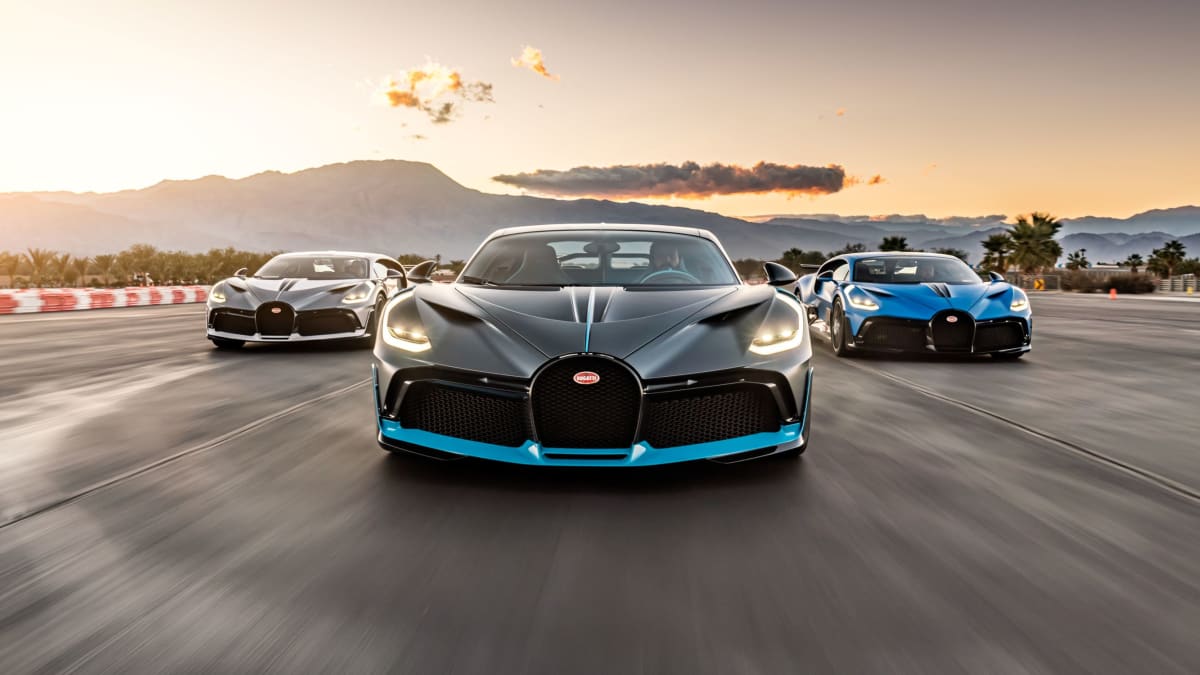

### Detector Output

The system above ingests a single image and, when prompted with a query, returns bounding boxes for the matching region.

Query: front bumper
[207,327,368,343]
[373,364,813,466]
[851,315,1032,355]
[207,305,370,343]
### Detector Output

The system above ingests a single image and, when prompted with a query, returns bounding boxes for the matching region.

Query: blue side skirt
[374,367,813,467]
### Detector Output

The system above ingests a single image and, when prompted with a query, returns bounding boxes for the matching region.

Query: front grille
[531,356,640,448]
[297,309,360,336]
[256,302,295,336]
[858,319,927,351]
[211,309,256,335]
[642,384,780,448]
[398,382,530,447]
[930,310,974,352]
[974,321,1026,351]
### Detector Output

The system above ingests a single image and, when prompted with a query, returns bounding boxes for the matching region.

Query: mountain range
[2,160,1197,264]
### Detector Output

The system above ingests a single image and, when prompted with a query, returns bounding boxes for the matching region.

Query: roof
[834,251,962,262]
[484,223,720,242]
[272,251,395,261]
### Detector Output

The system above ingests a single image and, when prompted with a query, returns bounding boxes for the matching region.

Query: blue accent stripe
[584,287,596,352]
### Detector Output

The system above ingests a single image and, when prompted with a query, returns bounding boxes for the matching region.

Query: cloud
[922,162,939,176]
[379,62,493,124]
[492,161,856,199]
[512,45,559,80]
[867,174,884,185]
[836,107,846,117]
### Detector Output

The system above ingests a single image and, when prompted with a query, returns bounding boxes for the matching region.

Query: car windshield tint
[854,257,980,285]
[255,256,371,280]
[459,231,740,287]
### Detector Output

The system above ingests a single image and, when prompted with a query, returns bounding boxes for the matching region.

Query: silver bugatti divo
[206,251,425,348]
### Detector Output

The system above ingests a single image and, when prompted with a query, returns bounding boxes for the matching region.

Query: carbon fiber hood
[227,277,365,310]
[398,283,790,379]
[855,281,999,313]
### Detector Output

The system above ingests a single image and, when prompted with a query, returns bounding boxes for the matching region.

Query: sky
[2,0,1198,219]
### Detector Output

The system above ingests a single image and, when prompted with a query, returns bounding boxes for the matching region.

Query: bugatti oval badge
[271,307,282,314]
[573,371,600,385]
[946,315,958,323]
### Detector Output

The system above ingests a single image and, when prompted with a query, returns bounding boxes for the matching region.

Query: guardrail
[0,286,210,314]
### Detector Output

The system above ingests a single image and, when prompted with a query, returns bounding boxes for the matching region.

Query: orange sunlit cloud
[378,62,493,124]
[493,161,862,199]
[836,107,846,117]
[511,45,559,80]
[922,162,939,176]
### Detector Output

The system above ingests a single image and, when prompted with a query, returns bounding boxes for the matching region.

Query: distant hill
[2,160,1197,263]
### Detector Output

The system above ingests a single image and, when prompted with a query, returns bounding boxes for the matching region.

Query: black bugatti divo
[372,224,814,466]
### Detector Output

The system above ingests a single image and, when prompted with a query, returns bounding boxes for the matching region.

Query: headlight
[342,283,373,304]
[382,293,431,352]
[750,295,806,355]
[210,283,226,303]
[1011,289,1029,311]
[845,285,879,310]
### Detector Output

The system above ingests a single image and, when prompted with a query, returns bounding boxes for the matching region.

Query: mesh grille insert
[398,382,530,447]
[974,321,1025,351]
[297,310,360,336]
[930,310,974,351]
[211,310,256,335]
[860,319,927,351]
[531,356,640,448]
[256,302,295,336]
[642,384,780,449]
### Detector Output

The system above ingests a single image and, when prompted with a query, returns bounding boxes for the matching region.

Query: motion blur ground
[1,297,1199,672]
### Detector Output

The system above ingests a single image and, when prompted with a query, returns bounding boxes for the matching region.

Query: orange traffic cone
[1109,288,1117,300]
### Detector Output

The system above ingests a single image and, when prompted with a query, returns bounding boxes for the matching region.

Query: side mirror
[988,271,1004,282]
[408,260,437,284]
[763,261,798,287]
[234,267,248,278]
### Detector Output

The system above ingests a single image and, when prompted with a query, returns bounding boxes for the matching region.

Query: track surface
[1,295,1198,673]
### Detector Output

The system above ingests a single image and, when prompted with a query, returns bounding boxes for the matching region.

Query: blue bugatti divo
[796,252,1031,358]
[372,224,814,466]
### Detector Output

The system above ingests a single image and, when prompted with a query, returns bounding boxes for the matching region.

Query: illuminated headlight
[1011,289,1029,311]
[750,295,806,355]
[382,293,431,352]
[342,283,372,304]
[845,285,880,311]
[210,284,226,303]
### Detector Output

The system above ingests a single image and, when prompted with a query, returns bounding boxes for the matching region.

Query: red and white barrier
[0,286,209,315]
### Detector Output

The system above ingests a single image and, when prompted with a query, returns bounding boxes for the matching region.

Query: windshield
[254,255,371,280]
[459,230,740,287]
[853,256,980,285]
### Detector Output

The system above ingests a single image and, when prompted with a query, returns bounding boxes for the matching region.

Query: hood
[855,281,1000,312]
[454,285,742,358]
[229,277,365,308]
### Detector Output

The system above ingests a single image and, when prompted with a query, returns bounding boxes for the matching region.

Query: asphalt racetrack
[1,294,1198,673]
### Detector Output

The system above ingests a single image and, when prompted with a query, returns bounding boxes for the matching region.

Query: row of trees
[0,245,467,289]
[0,246,281,288]
[1118,241,1198,277]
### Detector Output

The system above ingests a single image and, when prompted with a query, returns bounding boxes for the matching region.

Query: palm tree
[1149,240,1187,278]
[880,236,910,251]
[1065,249,1089,270]
[932,247,970,262]
[1122,253,1144,274]
[23,248,57,287]
[93,254,118,287]
[1008,212,1063,273]
[71,256,91,287]
[0,251,18,288]
[53,253,73,287]
[980,233,1014,273]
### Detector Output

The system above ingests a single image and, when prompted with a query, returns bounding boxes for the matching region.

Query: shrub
[1061,271,1156,293]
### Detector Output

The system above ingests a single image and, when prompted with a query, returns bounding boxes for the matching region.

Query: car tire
[830,299,852,357]
[211,337,244,350]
